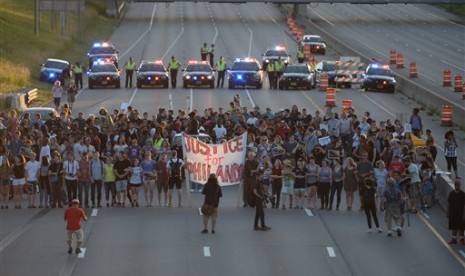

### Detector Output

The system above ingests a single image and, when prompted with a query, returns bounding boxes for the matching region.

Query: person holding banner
[201,174,223,234]
[243,152,259,207]
[167,150,185,208]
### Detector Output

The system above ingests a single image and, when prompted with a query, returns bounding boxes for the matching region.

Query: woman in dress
[344,157,358,211]
[280,159,294,210]
[128,158,143,207]
[293,158,307,209]
[12,155,26,208]
[318,159,332,210]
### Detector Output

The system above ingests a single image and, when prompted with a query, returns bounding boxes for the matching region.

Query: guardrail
[16,87,38,106]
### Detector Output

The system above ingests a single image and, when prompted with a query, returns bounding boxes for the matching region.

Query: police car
[360,63,396,93]
[136,61,169,88]
[87,61,121,89]
[278,64,315,90]
[182,61,215,88]
[87,42,119,69]
[39,58,69,83]
[228,58,263,89]
[300,35,326,55]
[262,46,291,69]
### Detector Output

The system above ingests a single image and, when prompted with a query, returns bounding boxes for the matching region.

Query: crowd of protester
[0,94,460,235]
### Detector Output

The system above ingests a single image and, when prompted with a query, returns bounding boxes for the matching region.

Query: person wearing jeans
[90,152,104,208]
[78,153,91,208]
[329,159,343,210]
[103,157,116,207]
[63,152,79,206]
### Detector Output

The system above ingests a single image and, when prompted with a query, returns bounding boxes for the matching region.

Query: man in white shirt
[25,152,41,208]
[39,137,51,162]
[404,156,422,213]
[213,118,227,141]
[63,152,79,205]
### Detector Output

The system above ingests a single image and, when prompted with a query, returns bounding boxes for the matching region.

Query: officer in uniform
[201,43,210,61]
[125,57,136,88]
[266,61,275,90]
[274,57,285,89]
[73,62,84,89]
[297,47,305,64]
[309,58,317,72]
[209,44,215,67]
[215,56,227,88]
[168,55,181,88]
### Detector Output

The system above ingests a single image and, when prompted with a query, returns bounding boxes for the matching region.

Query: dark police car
[360,63,396,93]
[262,46,291,69]
[228,58,263,89]
[88,61,121,89]
[182,61,215,88]
[39,58,69,83]
[88,42,119,69]
[278,64,315,90]
[136,61,169,88]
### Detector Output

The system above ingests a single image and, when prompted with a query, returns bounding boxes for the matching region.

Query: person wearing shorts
[64,199,87,254]
[113,153,130,207]
[155,153,169,207]
[167,151,184,207]
[383,178,404,237]
[293,158,307,209]
[12,155,27,208]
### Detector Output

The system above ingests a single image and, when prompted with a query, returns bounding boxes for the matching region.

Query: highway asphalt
[9,2,463,275]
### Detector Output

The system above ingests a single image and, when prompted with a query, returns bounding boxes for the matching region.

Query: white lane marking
[459,250,465,259]
[245,89,255,108]
[326,247,336,258]
[189,88,193,111]
[410,5,461,27]
[127,88,139,106]
[120,4,157,59]
[77,248,87,259]
[91,209,98,217]
[203,246,211,257]
[169,93,173,111]
[161,27,185,60]
[418,213,465,267]
[305,208,314,217]
[212,26,218,44]
[308,6,334,27]
[422,212,430,219]
[247,28,253,57]
[300,91,323,113]
[441,60,465,71]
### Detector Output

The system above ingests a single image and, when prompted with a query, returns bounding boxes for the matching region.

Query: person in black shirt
[201,174,223,234]
[253,169,271,231]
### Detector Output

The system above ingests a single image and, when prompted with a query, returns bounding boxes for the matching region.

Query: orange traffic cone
[325,88,336,107]
[409,62,418,78]
[319,75,328,92]
[389,50,397,64]
[454,74,463,92]
[396,54,404,69]
[443,69,452,86]
[441,105,453,126]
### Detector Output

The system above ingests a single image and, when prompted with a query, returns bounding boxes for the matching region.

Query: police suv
[88,42,119,69]
[136,61,169,88]
[87,61,121,89]
[228,58,263,89]
[360,63,396,93]
[39,58,69,83]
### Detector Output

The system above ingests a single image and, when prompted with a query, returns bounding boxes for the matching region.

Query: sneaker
[254,226,262,231]
[448,238,458,244]
[211,230,216,234]
[396,228,402,237]
[75,248,82,254]
[261,226,271,231]
[68,247,73,254]
[387,232,393,237]
[377,228,383,233]
[367,229,372,233]
[201,229,208,234]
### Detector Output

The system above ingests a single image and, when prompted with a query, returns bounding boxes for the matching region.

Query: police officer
[209,44,215,67]
[73,62,84,89]
[200,42,210,61]
[215,56,227,88]
[297,47,305,64]
[168,56,181,88]
[266,61,275,89]
[125,57,136,88]
[274,57,285,89]
[309,58,317,72]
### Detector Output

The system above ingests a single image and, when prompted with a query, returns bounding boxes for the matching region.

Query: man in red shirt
[389,155,406,176]
[64,199,87,254]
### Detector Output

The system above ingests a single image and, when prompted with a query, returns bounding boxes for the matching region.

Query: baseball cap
[71,199,80,205]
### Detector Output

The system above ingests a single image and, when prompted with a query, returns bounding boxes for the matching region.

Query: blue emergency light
[236,74,243,80]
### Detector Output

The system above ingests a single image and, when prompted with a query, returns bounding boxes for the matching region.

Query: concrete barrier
[435,174,456,212]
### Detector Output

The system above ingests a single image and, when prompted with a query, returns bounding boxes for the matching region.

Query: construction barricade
[319,74,328,91]
[454,74,463,92]
[396,53,405,68]
[341,99,352,113]
[325,88,336,107]
[443,69,452,86]
[334,60,364,88]
[441,105,453,127]
[409,62,418,78]
[389,50,397,64]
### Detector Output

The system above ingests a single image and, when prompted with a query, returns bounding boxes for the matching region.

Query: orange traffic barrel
[287,16,294,24]
[319,74,328,91]
[341,99,352,113]
[443,69,452,86]
[454,74,463,92]
[409,62,418,78]
[396,53,405,69]
[325,88,336,107]
[296,29,304,41]
[389,50,397,64]
[441,105,453,126]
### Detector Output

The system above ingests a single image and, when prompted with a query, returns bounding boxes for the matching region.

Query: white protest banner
[182,132,247,186]
[404,123,412,133]
[318,136,331,146]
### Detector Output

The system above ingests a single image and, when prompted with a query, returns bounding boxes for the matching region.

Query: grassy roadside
[0,0,117,106]
[437,4,465,17]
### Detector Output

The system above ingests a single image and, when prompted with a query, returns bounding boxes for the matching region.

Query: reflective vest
[216,61,226,71]
[266,63,275,72]
[201,46,210,54]
[309,62,317,71]
[297,50,305,59]
[274,60,284,72]
[125,61,136,70]
[153,138,164,150]
[74,65,83,74]
[168,59,180,70]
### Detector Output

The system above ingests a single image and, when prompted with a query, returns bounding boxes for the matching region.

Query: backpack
[170,158,182,177]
